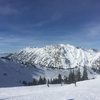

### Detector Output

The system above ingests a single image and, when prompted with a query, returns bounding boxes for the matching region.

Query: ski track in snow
[0,76,100,100]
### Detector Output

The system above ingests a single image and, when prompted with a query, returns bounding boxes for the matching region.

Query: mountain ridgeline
[6,44,100,69]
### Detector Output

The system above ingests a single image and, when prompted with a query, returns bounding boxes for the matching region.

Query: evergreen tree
[38,76,42,84]
[52,78,58,84]
[22,81,27,86]
[43,77,46,84]
[50,79,53,84]
[33,78,38,85]
[68,70,73,83]
[28,82,33,86]
[38,76,46,85]
[68,69,76,84]
[77,68,81,81]
[64,76,68,84]
[58,74,62,84]
[47,79,50,87]
[82,66,88,80]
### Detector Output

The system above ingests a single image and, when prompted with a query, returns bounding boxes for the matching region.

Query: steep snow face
[7,44,100,69]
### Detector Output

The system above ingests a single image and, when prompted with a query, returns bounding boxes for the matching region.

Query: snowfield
[0,76,100,100]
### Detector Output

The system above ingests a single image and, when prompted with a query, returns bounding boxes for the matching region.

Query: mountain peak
[6,43,100,69]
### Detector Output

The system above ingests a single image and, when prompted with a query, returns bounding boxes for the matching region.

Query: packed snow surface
[0,75,100,100]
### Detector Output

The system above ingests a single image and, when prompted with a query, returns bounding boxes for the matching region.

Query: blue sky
[0,0,100,52]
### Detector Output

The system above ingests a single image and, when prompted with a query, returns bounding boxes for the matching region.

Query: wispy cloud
[74,22,100,39]
[0,35,42,47]
[0,5,19,15]
[86,25,100,38]
[0,36,22,45]
[32,12,63,27]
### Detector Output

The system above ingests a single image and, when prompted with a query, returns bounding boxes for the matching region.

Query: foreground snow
[0,76,100,100]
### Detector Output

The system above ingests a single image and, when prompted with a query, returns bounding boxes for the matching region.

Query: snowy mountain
[0,44,99,87]
[6,44,100,69]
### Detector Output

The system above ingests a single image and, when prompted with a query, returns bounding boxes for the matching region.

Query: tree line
[22,67,88,86]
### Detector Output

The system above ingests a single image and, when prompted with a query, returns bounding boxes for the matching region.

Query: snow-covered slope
[0,58,33,87]
[7,44,100,69]
[0,58,70,87]
[0,75,100,100]
[0,58,95,87]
